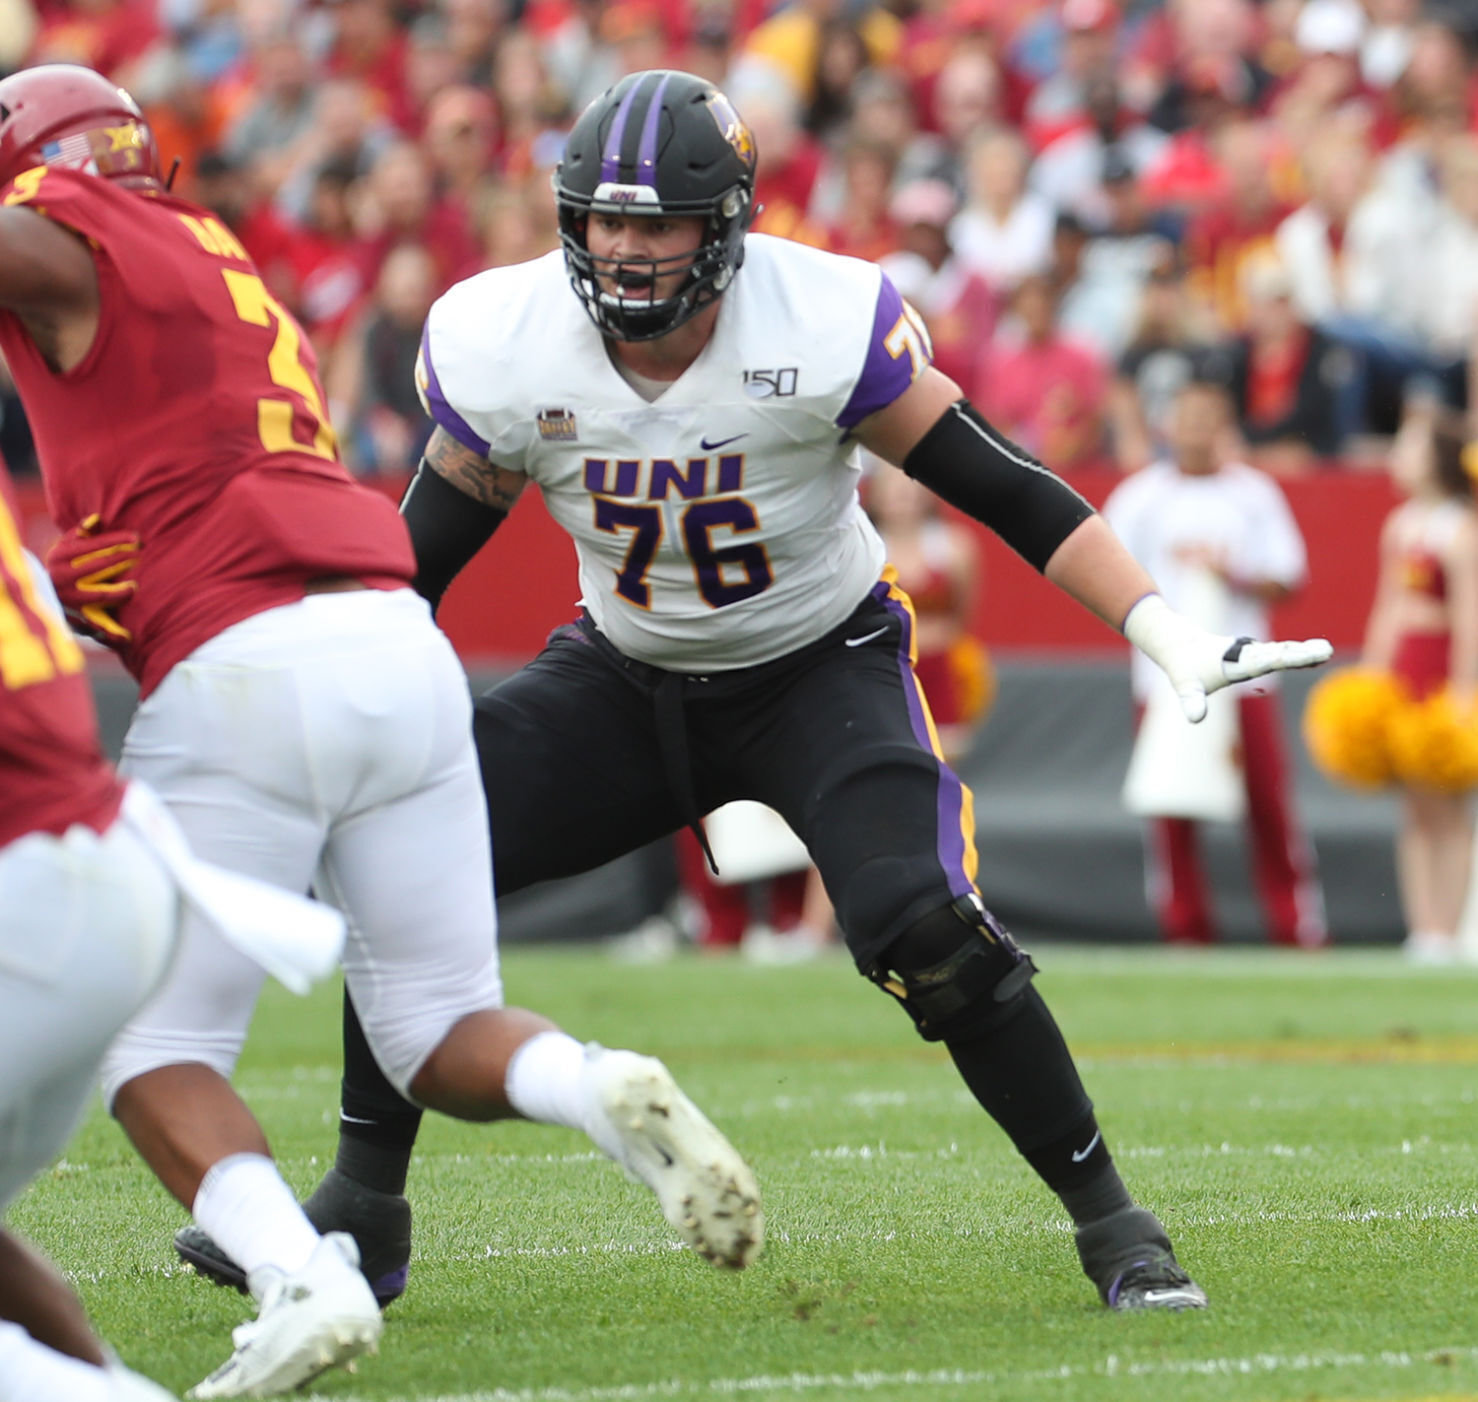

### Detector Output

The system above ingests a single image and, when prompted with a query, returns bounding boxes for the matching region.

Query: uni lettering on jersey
[583,454,745,500]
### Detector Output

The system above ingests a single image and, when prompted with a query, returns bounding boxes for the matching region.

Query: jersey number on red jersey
[176,213,338,463]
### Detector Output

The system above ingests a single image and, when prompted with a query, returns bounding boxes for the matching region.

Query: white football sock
[0,1321,112,1402]
[192,1152,320,1281]
[505,1030,594,1133]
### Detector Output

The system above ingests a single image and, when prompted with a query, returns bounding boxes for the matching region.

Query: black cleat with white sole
[1076,1205,1208,1312]
[174,1168,410,1307]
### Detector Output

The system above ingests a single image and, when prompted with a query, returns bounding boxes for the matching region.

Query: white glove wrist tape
[1122,593,1203,670]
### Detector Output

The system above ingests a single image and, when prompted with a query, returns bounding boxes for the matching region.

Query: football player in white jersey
[179,70,1330,1313]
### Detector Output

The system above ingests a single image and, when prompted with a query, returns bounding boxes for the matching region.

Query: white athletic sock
[504,1030,594,1133]
[0,1321,112,1402]
[192,1152,320,1282]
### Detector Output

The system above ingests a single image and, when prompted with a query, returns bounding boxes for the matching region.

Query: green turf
[14,946,1478,1402]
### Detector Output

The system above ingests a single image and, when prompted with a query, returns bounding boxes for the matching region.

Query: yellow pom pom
[1302,668,1407,790]
[1387,689,1478,792]
[948,637,995,725]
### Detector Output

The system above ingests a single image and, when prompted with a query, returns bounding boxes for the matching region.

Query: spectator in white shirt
[1275,127,1444,432]
[949,125,1054,294]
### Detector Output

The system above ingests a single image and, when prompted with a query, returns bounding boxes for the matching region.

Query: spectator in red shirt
[1140,56,1260,220]
[976,271,1110,470]
[441,0,509,90]
[1183,118,1292,331]
[929,45,1005,190]
[733,63,830,246]
[322,0,414,134]
[824,136,901,263]
[349,139,482,299]
[473,180,555,270]
[26,0,161,77]
[491,26,569,179]
[422,85,499,206]
[187,148,300,304]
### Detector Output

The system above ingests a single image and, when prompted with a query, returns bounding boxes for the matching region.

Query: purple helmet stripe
[600,76,647,184]
[635,72,672,187]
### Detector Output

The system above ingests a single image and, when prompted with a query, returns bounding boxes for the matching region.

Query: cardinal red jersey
[0,466,123,848]
[0,166,415,697]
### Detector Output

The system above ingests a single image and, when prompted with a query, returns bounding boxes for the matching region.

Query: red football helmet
[0,64,160,190]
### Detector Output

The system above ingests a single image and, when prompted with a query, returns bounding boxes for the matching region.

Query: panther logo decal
[706,93,756,170]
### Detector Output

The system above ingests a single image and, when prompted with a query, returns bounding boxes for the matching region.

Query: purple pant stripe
[874,581,975,900]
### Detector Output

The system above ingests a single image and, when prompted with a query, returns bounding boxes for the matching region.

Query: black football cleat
[1075,1205,1208,1312]
[174,1168,411,1307]
[1103,1256,1208,1311]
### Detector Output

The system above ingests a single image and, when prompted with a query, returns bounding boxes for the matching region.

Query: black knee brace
[865,894,1036,1042]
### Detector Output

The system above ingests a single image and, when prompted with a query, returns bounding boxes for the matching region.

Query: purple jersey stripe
[635,72,672,187]
[601,77,647,185]
[838,272,928,430]
[420,324,491,458]
[871,575,978,899]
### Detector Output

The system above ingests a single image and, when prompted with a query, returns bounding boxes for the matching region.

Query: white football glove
[1124,594,1333,723]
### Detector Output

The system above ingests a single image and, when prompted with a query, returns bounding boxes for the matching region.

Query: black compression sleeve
[399,461,507,611]
[900,399,1096,572]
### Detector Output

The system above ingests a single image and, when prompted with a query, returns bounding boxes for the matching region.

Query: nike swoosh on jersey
[845,626,889,647]
[699,434,749,451]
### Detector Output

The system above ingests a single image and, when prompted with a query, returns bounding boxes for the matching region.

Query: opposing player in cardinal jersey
[0,464,349,1402]
[0,64,759,1400]
[176,69,1332,1315]
[0,470,180,1402]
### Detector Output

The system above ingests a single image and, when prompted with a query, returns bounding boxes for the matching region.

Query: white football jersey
[417,234,932,671]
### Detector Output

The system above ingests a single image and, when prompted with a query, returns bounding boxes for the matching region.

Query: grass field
[16,944,1478,1402]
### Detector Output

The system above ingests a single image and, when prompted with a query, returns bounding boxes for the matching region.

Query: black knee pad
[865,894,1036,1042]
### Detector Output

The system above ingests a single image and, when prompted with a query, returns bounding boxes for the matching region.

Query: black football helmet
[554,70,757,342]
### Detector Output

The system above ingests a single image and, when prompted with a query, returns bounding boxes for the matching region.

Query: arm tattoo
[424,425,526,514]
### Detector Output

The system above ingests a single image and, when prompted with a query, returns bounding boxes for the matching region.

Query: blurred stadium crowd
[2,0,1476,480]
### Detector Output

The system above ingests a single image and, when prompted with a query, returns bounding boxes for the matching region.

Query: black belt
[574,614,719,874]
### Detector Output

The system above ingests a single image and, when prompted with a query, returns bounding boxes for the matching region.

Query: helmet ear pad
[0,64,160,190]
[554,70,758,342]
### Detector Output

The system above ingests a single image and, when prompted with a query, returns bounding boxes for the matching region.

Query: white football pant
[0,808,178,1212]
[100,588,503,1106]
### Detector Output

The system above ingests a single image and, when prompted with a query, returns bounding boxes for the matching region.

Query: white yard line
[64,1196,1478,1285]
[307,1345,1478,1402]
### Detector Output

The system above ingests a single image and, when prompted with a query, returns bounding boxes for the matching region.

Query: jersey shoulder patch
[417,252,570,467]
[735,237,932,430]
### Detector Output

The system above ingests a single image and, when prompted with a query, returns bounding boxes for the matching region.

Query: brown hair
[1430,412,1473,502]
